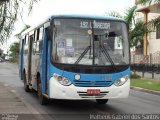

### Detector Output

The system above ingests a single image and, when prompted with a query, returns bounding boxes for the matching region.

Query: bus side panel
[31,27,44,91]
[24,35,29,84]
[30,44,39,90]
[28,36,33,85]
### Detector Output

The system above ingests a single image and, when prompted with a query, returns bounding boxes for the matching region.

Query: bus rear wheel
[37,79,49,105]
[23,72,30,92]
[96,99,108,104]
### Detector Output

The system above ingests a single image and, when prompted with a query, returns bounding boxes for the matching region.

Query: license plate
[87,89,100,95]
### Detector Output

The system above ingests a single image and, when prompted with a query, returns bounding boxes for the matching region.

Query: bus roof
[21,14,125,36]
[51,14,125,22]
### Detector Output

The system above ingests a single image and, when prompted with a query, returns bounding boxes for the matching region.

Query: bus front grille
[73,80,112,87]
[77,91,109,98]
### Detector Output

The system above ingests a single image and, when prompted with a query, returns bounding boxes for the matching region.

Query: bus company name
[101,76,112,81]
[80,20,110,29]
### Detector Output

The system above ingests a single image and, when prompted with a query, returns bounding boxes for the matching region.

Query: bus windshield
[52,18,129,66]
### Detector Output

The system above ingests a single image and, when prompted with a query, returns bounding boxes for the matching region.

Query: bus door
[28,33,34,85]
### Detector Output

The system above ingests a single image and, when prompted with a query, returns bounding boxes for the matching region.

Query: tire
[96,99,108,104]
[23,72,30,92]
[37,77,49,105]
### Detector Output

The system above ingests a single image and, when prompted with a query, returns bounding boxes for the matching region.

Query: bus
[19,15,130,105]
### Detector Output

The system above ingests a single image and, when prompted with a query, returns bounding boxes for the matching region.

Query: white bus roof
[21,14,125,37]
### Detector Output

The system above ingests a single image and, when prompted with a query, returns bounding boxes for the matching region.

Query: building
[135,0,160,55]
[132,0,160,64]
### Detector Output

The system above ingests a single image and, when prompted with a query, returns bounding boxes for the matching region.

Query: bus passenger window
[24,35,29,54]
[35,27,43,54]
[34,30,37,42]
[36,29,39,41]
[26,35,28,45]
[39,27,43,40]
[29,34,35,54]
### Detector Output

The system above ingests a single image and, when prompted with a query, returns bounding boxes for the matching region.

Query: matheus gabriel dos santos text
[90,114,160,120]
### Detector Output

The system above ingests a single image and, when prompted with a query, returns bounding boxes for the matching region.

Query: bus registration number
[87,89,100,95]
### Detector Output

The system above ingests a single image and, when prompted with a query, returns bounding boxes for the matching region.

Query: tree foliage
[125,6,149,48]
[0,0,39,44]
[9,42,19,62]
[152,16,160,31]
[105,11,123,19]
[0,48,3,57]
[124,5,137,29]
[130,21,146,48]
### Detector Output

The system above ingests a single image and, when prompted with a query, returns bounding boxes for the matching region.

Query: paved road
[0,62,160,120]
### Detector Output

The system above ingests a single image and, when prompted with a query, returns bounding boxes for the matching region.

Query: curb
[131,86,160,96]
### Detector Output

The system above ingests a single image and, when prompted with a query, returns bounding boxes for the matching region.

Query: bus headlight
[53,73,72,86]
[114,75,129,86]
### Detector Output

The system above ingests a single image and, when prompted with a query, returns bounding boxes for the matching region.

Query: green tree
[9,42,19,62]
[0,0,39,44]
[0,48,3,57]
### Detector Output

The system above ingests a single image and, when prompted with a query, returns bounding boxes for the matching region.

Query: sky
[1,0,135,53]
[25,0,135,26]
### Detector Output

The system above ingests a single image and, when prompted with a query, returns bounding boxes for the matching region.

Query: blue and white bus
[19,15,130,105]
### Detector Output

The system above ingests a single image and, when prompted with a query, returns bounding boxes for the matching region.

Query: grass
[131,78,160,91]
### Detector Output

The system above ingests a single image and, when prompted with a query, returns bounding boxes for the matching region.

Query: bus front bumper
[49,77,130,100]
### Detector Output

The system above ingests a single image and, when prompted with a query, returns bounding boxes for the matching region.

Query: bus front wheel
[96,99,108,104]
[23,72,30,92]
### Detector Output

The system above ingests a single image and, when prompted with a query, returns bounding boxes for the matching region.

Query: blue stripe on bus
[48,63,130,87]
[41,30,47,93]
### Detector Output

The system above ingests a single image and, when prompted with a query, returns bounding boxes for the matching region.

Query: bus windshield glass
[52,19,129,66]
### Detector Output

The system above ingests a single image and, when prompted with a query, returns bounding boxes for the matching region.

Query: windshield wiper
[101,45,116,72]
[75,46,91,64]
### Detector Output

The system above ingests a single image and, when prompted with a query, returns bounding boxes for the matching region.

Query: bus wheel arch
[36,72,41,85]
[37,73,49,105]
